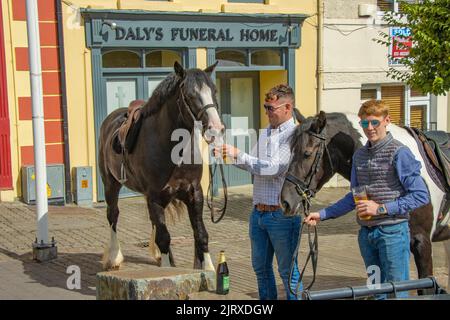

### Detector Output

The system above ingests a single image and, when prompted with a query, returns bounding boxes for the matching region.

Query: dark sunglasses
[359,119,381,129]
[263,103,288,112]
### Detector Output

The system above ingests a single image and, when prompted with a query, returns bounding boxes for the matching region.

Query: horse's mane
[141,73,181,118]
[291,112,362,148]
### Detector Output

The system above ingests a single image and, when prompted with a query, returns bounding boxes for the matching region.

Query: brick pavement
[0,186,447,299]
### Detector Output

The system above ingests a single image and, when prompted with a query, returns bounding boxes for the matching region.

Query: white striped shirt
[235,118,297,206]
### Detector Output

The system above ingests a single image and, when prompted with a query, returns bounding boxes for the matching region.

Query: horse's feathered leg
[102,176,124,271]
[147,199,174,267]
[179,185,214,271]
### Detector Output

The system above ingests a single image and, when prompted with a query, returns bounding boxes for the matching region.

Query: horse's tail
[148,199,188,262]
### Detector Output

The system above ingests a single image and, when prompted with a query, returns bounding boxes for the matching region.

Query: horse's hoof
[102,262,122,271]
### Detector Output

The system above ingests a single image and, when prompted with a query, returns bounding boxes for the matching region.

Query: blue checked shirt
[235,118,297,206]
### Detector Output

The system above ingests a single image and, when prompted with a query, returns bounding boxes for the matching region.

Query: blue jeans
[358,221,410,299]
[249,208,302,300]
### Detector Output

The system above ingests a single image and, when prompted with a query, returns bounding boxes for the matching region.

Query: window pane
[102,51,140,68]
[106,80,136,114]
[361,89,377,100]
[381,85,405,126]
[251,49,282,66]
[410,87,426,97]
[377,0,394,11]
[410,105,427,130]
[216,50,246,67]
[399,0,419,13]
[146,50,181,67]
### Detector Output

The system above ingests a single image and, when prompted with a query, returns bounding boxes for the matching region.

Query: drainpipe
[316,0,324,112]
[25,0,48,244]
[56,0,72,203]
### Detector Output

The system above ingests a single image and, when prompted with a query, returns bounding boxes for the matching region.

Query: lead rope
[287,132,326,300]
[288,195,319,300]
[206,161,228,223]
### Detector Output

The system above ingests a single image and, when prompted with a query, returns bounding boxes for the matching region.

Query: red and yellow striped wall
[1,0,64,201]
[12,0,64,167]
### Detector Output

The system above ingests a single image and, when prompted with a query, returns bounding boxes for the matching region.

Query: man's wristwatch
[376,204,387,215]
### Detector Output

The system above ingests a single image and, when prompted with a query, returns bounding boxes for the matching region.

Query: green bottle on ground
[216,250,229,295]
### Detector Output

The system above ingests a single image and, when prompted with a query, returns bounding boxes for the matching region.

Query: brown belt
[255,203,281,212]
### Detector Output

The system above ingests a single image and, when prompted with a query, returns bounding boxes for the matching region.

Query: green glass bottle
[216,251,229,295]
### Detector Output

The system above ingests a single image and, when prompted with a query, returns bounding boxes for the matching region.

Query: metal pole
[316,0,324,113]
[307,277,442,300]
[25,0,48,245]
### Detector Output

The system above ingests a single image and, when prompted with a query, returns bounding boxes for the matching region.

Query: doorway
[215,72,260,187]
[98,73,166,200]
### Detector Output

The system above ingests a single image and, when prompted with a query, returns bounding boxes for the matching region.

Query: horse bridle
[176,80,228,224]
[285,129,333,299]
[177,81,217,126]
[285,130,333,206]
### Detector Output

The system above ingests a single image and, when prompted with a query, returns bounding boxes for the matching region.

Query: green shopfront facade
[81,10,306,200]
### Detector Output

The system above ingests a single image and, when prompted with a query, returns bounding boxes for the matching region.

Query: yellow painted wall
[259,70,288,129]
[2,0,317,202]
[61,3,98,198]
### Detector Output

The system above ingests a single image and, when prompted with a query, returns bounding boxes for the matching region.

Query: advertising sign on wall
[389,27,412,65]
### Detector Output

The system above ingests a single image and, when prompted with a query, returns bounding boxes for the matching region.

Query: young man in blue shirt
[305,99,430,299]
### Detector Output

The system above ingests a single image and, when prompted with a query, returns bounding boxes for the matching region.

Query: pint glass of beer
[352,185,371,220]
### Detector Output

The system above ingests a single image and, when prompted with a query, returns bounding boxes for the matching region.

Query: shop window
[102,50,141,68]
[251,49,282,66]
[216,50,246,67]
[145,50,181,68]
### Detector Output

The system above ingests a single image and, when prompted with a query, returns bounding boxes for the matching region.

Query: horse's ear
[311,111,327,133]
[174,61,185,79]
[317,111,327,131]
[204,61,218,76]
[293,108,306,124]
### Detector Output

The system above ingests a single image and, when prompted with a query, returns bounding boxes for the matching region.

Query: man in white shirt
[214,84,301,300]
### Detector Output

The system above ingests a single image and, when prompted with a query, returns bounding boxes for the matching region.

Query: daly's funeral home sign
[82,10,305,48]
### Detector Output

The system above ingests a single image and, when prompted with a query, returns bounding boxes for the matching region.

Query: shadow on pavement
[0,248,156,297]
[244,274,367,300]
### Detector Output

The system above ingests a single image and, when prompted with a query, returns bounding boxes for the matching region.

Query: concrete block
[96,267,215,300]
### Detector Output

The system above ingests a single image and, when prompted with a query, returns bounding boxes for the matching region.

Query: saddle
[113,100,146,155]
[404,127,450,193]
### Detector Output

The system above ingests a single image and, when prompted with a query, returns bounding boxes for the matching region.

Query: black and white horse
[281,111,450,290]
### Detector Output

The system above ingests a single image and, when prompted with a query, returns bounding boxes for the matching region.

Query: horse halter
[285,130,333,214]
[177,81,217,127]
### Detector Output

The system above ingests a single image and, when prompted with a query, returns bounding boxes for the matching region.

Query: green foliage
[375,0,450,95]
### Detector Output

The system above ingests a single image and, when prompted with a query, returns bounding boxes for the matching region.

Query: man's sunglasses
[263,103,288,112]
[359,119,381,129]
